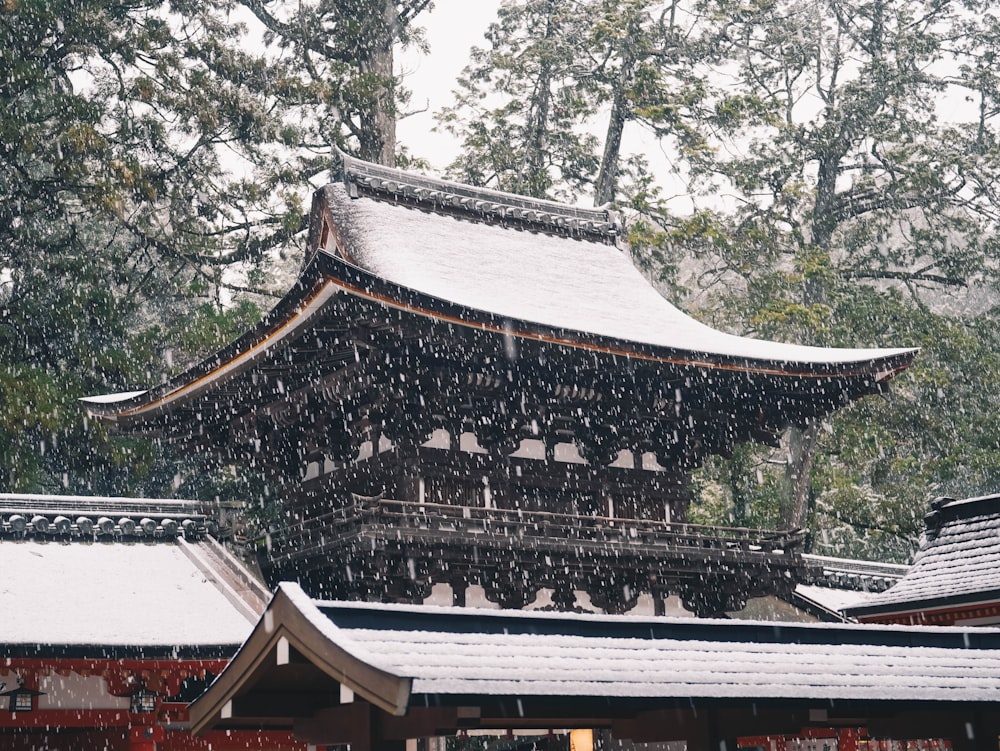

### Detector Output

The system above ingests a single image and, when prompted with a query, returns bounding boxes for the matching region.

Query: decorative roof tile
[339,153,620,242]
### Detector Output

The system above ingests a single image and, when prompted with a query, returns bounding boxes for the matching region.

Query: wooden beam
[231,690,337,719]
[613,707,813,744]
[294,700,372,746]
[375,706,482,739]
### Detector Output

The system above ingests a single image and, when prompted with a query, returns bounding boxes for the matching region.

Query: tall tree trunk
[359,0,397,166]
[520,0,557,197]
[786,422,819,529]
[593,54,633,207]
[594,9,639,207]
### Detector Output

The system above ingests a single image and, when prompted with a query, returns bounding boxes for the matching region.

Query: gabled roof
[190,581,1000,737]
[83,155,915,427]
[845,494,1000,624]
[0,494,268,656]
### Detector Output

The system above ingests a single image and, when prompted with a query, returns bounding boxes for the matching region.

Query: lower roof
[190,582,1000,736]
[0,495,266,655]
[1,539,257,653]
[846,494,1000,620]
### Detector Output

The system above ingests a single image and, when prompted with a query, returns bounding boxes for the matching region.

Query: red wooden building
[0,493,303,751]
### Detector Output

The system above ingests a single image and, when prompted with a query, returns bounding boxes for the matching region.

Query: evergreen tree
[0,0,432,493]
[437,0,600,199]
[588,0,713,206]
[673,0,1000,558]
[238,0,432,168]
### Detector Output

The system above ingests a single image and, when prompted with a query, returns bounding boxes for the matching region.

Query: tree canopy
[0,0,430,493]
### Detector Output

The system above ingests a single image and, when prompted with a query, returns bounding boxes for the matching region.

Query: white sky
[395,1,693,212]
[396,0,502,171]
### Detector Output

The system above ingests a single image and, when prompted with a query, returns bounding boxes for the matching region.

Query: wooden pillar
[652,590,666,616]
[553,585,577,612]
[451,577,468,607]
[295,699,372,748]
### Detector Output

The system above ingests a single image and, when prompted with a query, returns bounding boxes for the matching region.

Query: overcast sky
[396,0,501,171]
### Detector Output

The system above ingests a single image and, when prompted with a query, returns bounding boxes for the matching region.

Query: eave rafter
[88,243,912,478]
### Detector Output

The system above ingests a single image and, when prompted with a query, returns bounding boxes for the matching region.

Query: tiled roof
[802,553,908,592]
[317,170,913,366]
[845,494,1000,618]
[339,153,620,241]
[196,582,1000,728]
[0,492,212,539]
[318,598,1000,703]
[0,495,267,652]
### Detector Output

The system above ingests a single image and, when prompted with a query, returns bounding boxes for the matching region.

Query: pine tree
[437,0,600,199]
[239,0,432,167]
[674,0,1000,558]
[0,0,433,493]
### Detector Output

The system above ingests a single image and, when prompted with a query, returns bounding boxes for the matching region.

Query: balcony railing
[263,496,807,565]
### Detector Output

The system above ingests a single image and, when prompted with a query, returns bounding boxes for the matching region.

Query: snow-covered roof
[794,584,877,615]
[846,494,1000,622]
[322,177,911,365]
[310,594,1000,703]
[1,540,255,648]
[85,155,915,421]
[788,554,908,621]
[0,496,266,651]
[189,581,1000,735]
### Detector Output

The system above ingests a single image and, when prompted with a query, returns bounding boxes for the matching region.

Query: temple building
[84,153,916,616]
[845,493,1000,626]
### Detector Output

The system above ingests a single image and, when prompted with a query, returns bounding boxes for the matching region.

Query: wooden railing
[262,497,806,564]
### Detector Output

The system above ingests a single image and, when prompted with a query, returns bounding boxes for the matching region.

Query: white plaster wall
[37,672,130,711]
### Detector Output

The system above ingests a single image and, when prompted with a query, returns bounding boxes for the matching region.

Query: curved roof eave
[188,582,411,735]
[82,249,917,423]
[188,582,1000,737]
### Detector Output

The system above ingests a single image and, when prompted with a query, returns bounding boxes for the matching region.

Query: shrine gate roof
[83,154,915,425]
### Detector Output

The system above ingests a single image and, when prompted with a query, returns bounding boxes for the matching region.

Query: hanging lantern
[130,686,158,713]
[0,678,44,712]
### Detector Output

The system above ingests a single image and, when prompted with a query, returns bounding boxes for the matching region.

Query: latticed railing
[263,496,806,564]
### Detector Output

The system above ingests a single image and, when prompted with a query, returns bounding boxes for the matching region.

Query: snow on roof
[325,184,913,366]
[847,495,1000,615]
[0,539,256,647]
[289,585,1000,703]
[79,389,147,404]
[795,584,876,614]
